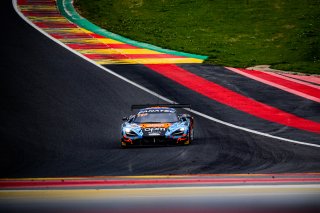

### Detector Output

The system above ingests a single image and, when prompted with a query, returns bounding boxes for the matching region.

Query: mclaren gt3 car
[120,104,194,148]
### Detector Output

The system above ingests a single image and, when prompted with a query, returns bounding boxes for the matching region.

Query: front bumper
[121,134,189,147]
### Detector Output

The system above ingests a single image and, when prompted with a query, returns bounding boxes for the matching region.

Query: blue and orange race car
[120,104,194,148]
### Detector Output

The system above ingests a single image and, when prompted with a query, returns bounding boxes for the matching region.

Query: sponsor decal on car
[139,109,175,113]
[140,123,172,128]
[144,127,166,132]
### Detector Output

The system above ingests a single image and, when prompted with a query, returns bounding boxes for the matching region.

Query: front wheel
[189,128,194,142]
[183,128,193,145]
[120,141,127,149]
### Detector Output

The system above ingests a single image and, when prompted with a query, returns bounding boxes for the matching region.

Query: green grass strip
[56,0,208,60]
[73,0,320,74]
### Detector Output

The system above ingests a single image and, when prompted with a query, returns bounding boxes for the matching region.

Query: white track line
[12,0,320,148]
[227,67,320,103]
[265,71,320,90]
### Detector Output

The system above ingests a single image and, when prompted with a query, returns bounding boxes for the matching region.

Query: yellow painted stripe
[1,185,320,200]
[59,38,123,44]
[78,49,162,55]
[28,17,67,22]
[19,5,58,11]
[94,58,204,64]
[43,28,92,34]
[31,20,72,24]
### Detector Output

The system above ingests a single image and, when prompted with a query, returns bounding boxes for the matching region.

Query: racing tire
[120,141,128,149]
[185,128,193,145]
[189,128,194,143]
[182,128,193,146]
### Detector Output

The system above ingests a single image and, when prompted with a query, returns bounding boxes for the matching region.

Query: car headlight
[125,128,137,136]
[172,127,185,136]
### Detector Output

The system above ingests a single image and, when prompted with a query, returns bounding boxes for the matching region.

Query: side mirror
[122,117,128,121]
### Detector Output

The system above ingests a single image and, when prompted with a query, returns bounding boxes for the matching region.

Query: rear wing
[131,104,191,110]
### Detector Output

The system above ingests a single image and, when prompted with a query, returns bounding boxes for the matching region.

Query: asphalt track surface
[1,0,320,180]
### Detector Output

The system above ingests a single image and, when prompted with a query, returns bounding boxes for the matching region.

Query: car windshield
[133,112,178,123]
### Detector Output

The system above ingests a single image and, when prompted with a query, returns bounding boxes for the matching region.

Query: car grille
[142,136,166,144]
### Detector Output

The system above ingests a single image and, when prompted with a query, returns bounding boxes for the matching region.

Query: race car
[120,104,194,148]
